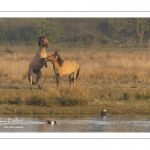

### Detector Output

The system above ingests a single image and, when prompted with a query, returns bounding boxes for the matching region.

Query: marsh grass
[0,86,90,107]
[1,46,150,84]
[0,46,150,114]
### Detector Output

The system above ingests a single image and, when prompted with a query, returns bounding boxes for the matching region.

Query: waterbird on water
[46,120,57,125]
[101,108,107,117]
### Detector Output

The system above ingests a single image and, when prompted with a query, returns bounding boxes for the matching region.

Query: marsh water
[0,114,150,132]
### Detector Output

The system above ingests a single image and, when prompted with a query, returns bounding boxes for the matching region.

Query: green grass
[0,98,150,115]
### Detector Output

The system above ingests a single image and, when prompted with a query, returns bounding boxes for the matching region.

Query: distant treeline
[0,18,150,46]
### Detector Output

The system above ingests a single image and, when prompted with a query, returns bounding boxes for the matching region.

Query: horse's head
[38,34,48,48]
[46,51,64,66]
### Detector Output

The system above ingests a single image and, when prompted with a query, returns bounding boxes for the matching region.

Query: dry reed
[1,50,150,87]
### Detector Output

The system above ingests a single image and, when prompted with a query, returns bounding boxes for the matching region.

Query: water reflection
[0,114,150,132]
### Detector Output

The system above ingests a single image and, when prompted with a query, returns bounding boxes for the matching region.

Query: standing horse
[28,34,48,89]
[46,51,80,89]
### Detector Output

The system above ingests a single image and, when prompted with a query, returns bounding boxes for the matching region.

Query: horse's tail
[76,67,80,79]
[71,66,80,82]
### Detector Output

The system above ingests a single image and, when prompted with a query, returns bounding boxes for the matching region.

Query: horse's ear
[54,51,58,58]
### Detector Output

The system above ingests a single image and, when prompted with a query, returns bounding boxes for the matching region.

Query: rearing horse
[46,51,80,89]
[28,34,48,89]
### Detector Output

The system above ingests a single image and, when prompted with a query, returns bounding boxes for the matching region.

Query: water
[0,114,150,132]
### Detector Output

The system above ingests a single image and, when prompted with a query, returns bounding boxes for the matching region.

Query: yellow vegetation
[1,50,150,83]
[0,46,150,114]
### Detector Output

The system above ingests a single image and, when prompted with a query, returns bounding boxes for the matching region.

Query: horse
[46,51,80,89]
[28,34,49,90]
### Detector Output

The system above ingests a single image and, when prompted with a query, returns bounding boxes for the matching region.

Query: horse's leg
[68,75,72,89]
[29,75,33,90]
[44,58,48,68]
[73,72,77,86]
[42,58,48,68]
[36,70,42,89]
[45,61,48,68]
[56,75,61,90]
[54,69,58,84]
[28,70,33,90]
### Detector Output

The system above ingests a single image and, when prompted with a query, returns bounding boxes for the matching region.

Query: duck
[46,120,57,125]
[101,108,107,116]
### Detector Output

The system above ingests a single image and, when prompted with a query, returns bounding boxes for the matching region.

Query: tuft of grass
[134,87,150,100]
[56,86,90,106]
[122,92,130,100]
[134,93,150,100]
[5,49,13,54]
[0,86,90,107]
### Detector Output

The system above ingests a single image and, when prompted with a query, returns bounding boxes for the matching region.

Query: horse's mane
[38,34,47,46]
[54,51,64,66]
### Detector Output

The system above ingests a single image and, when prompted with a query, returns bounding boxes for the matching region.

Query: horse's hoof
[38,85,42,89]
[32,82,37,85]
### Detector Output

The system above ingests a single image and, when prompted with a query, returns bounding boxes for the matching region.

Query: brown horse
[28,34,48,89]
[46,51,80,89]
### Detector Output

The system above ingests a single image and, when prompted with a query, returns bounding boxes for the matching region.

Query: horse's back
[71,60,79,70]
[64,60,79,69]
[58,60,78,76]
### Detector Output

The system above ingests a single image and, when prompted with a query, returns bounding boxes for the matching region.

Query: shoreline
[0,101,150,116]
